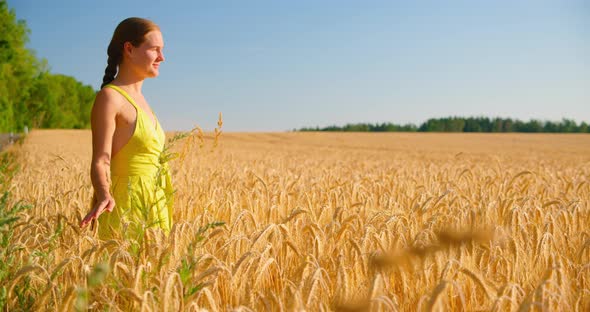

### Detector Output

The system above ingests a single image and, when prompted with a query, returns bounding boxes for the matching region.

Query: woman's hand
[80,195,115,228]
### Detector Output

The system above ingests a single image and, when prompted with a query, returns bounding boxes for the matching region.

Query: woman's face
[125,30,165,78]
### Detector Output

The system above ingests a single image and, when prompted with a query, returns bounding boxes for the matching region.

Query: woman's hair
[101,17,160,89]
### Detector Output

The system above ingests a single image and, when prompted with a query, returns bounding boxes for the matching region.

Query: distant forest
[0,1,95,132]
[298,117,590,133]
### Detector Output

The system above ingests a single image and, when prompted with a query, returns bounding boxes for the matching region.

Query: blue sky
[8,0,590,131]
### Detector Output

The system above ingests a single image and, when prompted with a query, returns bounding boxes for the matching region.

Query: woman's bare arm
[80,89,119,228]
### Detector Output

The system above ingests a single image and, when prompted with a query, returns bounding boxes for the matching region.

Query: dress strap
[105,84,140,111]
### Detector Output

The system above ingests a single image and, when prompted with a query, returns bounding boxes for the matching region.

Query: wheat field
[2,130,590,311]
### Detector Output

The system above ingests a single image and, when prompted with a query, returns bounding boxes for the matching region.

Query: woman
[80,17,173,240]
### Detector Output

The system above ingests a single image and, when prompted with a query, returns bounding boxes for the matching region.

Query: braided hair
[101,50,120,89]
[100,17,160,89]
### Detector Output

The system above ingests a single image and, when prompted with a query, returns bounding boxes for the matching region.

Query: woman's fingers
[105,198,115,212]
[80,199,109,228]
[80,211,96,228]
[80,209,97,228]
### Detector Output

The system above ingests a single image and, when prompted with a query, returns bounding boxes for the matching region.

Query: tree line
[0,1,95,132]
[298,117,590,133]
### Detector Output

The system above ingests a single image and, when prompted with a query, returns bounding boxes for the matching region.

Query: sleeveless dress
[95,84,174,240]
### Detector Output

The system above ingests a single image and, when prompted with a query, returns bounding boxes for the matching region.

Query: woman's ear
[123,42,134,58]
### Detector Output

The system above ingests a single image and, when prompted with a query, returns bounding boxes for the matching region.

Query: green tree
[0,0,38,132]
[0,1,96,132]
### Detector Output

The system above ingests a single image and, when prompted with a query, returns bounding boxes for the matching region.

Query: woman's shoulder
[96,85,121,99]
[92,86,126,115]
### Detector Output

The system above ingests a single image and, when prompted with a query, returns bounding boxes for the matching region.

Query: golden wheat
[2,131,590,311]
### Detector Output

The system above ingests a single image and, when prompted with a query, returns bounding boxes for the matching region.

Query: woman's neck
[112,66,144,94]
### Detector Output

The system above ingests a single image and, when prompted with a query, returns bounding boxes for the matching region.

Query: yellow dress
[96,84,174,240]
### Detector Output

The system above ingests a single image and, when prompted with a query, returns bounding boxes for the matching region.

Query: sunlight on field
[3,130,590,311]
